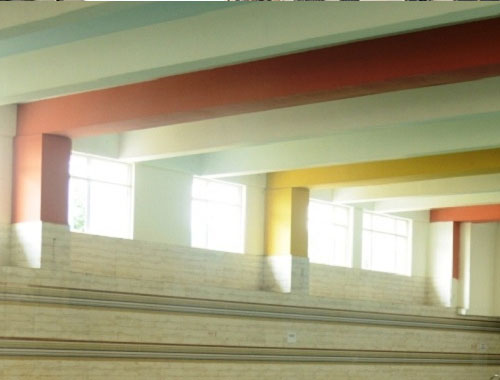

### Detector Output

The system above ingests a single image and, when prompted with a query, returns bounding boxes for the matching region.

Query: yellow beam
[265,187,309,257]
[267,148,500,189]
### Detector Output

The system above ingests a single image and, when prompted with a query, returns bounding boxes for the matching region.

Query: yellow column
[265,187,309,257]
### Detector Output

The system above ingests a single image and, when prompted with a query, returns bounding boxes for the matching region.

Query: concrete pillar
[0,105,16,266]
[10,133,71,269]
[264,187,309,294]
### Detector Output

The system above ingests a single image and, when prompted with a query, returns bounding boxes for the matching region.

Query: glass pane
[363,213,372,229]
[68,178,88,232]
[206,203,242,252]
[192,178,208,199]
[89,157,130,185]
[372,214,395,234]
[88,182,131,238]
[207,181,241,205]
[332,206,348,225]
[361,231,372,270]
[69,154,88,178]
[308,201,334,224]
[370,232,396,274]
[396,219,408,236]
[396,236,409,275]
[332,225,349,267]
[308,221,335,265]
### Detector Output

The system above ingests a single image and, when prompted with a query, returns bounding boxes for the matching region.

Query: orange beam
[430,204,500,223]
[17,17,500,138]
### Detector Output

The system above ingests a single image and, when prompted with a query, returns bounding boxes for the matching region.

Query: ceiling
[3,2,500,213]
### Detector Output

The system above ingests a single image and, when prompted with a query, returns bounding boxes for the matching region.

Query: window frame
[190,176,246,254]
[361,210,412,276]
[68,152,134,239]
[307,199,353,267]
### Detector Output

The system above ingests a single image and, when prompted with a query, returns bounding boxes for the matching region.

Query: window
[362,211,411,276]
[308,200,352,267]
[191,177,245,253]
[68,153,133,239]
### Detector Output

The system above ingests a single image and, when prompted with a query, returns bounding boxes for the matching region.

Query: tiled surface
[70,232,263,291]
[0,223,9,266]
[0,360,499,380]
[310,263,435,305]
[1,301,500,353]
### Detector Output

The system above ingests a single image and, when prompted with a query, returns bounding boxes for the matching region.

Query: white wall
[223,175,266,256]
[468,222,498,316]
[393,211,429,277]
[133,164,266,255]
[427,222,453,307]
[73,134,121,159]
[133,164,192,247]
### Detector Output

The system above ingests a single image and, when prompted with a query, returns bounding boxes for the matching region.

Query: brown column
[12,134,71,225]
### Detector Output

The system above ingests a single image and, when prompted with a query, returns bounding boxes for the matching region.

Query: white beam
[119,77,500,166]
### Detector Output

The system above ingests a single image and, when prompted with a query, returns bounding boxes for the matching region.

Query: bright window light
[362,211,412,276]
[68,153,133,239]
[191,177,245,253]
[308,200,352,267]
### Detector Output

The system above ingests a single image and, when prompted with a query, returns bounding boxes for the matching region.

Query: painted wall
[468,222,498,316]
[133,164,267,256]
[427,222,454,307]
[223,175,266,256]
[133,164,192,247]
[393,210,429,278]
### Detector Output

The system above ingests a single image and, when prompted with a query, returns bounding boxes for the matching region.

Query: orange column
[12,134,71,225]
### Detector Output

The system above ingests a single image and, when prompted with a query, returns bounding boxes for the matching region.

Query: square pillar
[264,187,309,294]
[10,134,71,269]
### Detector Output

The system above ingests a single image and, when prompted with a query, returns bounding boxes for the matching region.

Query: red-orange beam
[430,204,500,223]
[18,17,500,138]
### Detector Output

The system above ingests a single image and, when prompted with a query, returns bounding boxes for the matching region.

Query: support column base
[10,222,70,270]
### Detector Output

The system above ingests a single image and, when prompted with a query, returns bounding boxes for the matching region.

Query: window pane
[372,214,395,234]
[362,211,412,276]
[308,201,333,224]
[69,154,88,178]
[88,182,131,238]
[308,221,335,265]
[363,213,372,229]
[192,178,208,199]
[308,200,351,267]
[89,157,130,185]
[396,219,408,236]
[207,181,241,204]
[332,206,348,225]
[68,178,88,232]
[191,177,245,253]
[206,203,242,252]
[370,232,396,274]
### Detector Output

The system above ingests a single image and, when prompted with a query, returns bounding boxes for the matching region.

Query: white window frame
[361,211,412,276]
[308,199,353,267]
[191,176,246,254]
[68,152,134,239]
